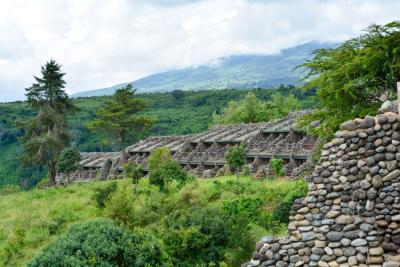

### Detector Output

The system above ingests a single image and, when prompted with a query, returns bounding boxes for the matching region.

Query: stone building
[246,107,400,267]
[56,111,317,184]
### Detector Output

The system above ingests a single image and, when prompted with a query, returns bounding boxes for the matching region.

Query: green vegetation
[269,158,285,177]
[0,176,307,267]
[28,219,170,267]
[300,21,400,138]
[148,147,190,191]
[56,147,81,174]
[213,91,300,124]
[19,60,76,185]
[226,145,246,179]
[87,85,154,162]
[0,85,314,189]
[123,161,143,194]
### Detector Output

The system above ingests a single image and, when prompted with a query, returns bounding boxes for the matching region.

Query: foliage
[0,86,314,189]
[0,176,307,267]
[92,182,118,209]
[269,158,285,176]
[103,187,136,226]
[299,21,400,138]
[153,160,189,192]
[56,147,81,174]
[212,91,300,124]
[226,145,246,179]
[27,219,171,267]
[272,179,308,224]
[148,147,189,191]
[222,197,263,222]
[123,161,142,193]
[87,84,154,162]
[19,60,76,185]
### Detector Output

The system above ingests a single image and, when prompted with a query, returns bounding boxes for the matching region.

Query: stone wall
[247,111,400,267]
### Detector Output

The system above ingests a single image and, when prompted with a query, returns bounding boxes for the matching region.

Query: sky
[0,0,399,102]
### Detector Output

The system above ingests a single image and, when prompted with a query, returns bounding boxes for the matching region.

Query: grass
[0,175,306,267]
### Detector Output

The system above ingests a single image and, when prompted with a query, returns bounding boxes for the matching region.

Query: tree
[148,147,188,191]
[123,161,142,194]
[171,90,185,102]
[298,21,400,138]
[20,60,75,185]
[87,85,154,163]
[56,147,81,174]
[226,145,246,180]
[212,92,300,124]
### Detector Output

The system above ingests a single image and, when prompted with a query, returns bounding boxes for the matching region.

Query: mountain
[71,41,331,98]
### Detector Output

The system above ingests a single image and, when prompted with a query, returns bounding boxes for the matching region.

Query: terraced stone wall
[247,111,400,267]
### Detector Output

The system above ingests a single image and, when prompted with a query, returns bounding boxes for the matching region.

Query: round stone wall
[247,111,400,267]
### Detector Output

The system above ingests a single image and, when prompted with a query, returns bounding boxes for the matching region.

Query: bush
[222,197,263,222]
[103,187,136,226]
[269,158,285,176]
[149,147,189,191]
[2,224,26,266]
[123,161,142,194]
[92,182,118,208]
[56,147,81,173]
[226,145,246,179]
[27,219,171,267]
[272,179,308,224]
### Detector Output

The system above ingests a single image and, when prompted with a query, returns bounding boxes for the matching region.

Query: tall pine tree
[87,84,154,162]
[20,60,75,185]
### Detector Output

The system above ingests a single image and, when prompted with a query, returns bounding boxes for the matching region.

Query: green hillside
[0,175,307,267]
[0,86,315,189]
[71,42,330,98]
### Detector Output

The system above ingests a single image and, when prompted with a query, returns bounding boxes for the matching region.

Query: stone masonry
[247,109,400,267]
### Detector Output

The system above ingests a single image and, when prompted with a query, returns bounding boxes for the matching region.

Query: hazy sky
[0,0,399,102]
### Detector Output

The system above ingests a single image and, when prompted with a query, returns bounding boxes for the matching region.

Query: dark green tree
[20,60,75,185]
[87,85,154,162]
[226,145,246,180]
[56,147,81,174]
[298,21,400,137]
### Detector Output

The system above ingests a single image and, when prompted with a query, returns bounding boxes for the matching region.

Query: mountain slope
[71,41,331,98]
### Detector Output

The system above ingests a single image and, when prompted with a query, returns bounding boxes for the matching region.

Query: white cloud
[0,0,399,102]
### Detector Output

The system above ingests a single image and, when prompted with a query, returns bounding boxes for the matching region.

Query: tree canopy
[212,92,300,124]
[87,85,154,162]
[299,21,400,137]
[20,60,75,185]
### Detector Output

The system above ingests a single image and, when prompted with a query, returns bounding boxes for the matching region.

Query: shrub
[148,147,189,191]
[92,181,118,208]
[103,187,136,226]
[222,197,263,222]
[269,158,285,176]
[56,147,81,174]
[226,145,246,179]
[272,179,308,224]
[123,161,142,194]
[27,219,171,267]
[2,224,26,266]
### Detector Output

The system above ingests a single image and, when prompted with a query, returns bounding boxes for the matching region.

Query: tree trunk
[49,161,56,186]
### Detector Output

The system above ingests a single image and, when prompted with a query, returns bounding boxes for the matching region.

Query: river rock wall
[248,111,400,267]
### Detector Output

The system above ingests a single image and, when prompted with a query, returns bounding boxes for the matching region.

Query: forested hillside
[72,42,330,98]
[0,86,314,189]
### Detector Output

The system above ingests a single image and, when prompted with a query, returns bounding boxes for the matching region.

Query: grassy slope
[0,176,305,267]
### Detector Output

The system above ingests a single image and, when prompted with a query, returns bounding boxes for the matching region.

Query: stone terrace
[56,111,317,183]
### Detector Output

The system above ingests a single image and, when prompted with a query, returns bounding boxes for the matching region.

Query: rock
[360,116,375,128]
[350,238,367,247]
[326,232,343,242]
[383,170,400,182]
[340,120,358,131]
